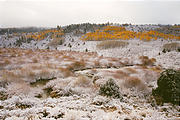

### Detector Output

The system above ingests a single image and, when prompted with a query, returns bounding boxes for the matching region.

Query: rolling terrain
[0,24,179,120]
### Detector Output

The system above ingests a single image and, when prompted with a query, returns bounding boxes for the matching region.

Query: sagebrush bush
[15,103,32,110]
[99,79,122,99]
[152,69,180,105]
[0,91,8,100]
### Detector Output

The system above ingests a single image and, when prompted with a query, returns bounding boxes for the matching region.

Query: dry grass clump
[59,67,74,77]
[32,57,38,63]
[21,69,36,80]
[112,70,129,79]
[108,57,119,62]
[24,49,33,56]
[45,62,57,69]
[37,69,54,79]
[18,68,55,82]
[0,59,11,67]
[67,59,86,71]
[74,75,92,87]
[142,69,160,83]
[163,42,180,52]
[125,77,141,87]
[149,66,162,73]
[107,62,113,68]
[94,60,100,67]
[139,56,156,66]
[123,76,146,90]
[116,70,129,76]
[97,40,129,49]
[90,69,97,74]
[86,52,98,57]
[43,55,50,60]
[1,69,31,95]
[7,81,30,96]
[136,65,148,70]
[62,55,75,61]
[19,57,28,64]
[4,59,11,64]
[30,64,44,70]
[48,37,65,47]
[1,70,22,83]
[124,67,138,74]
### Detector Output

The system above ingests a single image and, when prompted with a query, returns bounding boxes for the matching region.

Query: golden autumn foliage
[103,26,126,32]
[81,26,180,41]
[25,29,64,41]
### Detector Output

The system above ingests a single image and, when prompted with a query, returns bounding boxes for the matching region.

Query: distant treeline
[62,23,111,33]
[0,27,47,35]
[1,23,179,36]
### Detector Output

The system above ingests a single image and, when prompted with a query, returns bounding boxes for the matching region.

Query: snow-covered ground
[55,34,180,69]
[0,28,180,119]
[1,94,179,120]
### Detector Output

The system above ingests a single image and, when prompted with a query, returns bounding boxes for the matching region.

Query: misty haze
[0,0,180,27]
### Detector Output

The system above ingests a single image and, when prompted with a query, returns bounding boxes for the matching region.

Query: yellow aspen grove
[80,26,180,41]
[24,29,64,41]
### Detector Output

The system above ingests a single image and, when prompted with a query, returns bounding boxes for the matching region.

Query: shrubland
[152,69,180,105]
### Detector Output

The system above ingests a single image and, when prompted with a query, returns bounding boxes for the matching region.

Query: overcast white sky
[0,0,180,28]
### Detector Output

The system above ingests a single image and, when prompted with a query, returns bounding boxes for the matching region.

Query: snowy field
[0,28,180,119]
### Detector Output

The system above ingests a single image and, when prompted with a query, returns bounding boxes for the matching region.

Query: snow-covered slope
[0,25,180,120]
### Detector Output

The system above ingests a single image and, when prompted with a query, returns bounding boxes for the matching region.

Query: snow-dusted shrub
[43,81,75,98]
[178,47,180,52]
[15,37,26,47]
[152,69,180,105]
[99,79,122,99]
[0,81,8,88]
[49,89,74,98]
[39,107,65,119]
[43,86,53,97]
[0,91,8,100]
[15,102,32,109]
